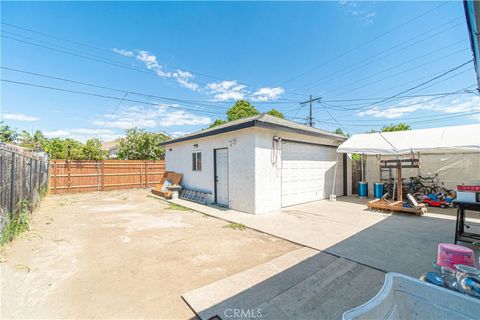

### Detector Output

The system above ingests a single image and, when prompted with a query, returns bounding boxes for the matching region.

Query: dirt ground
[1,189,299,319]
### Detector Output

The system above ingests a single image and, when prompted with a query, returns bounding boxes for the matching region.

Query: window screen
[192,152,202,171]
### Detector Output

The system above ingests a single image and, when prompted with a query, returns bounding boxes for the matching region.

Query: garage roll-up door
[281,140,342,207]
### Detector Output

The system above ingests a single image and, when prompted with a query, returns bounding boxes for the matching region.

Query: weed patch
[223,223,246,231]
[1,200,31,246]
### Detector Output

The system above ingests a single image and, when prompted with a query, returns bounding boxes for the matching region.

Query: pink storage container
[437,243,475,269]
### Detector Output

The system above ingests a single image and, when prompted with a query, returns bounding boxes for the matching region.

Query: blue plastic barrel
[374,182,385,199]
[358,181,368,198]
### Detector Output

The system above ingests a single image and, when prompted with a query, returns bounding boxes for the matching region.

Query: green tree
[19,130,46,150]
[0,122,18,143]
[42,138,67,159]
[381,123,411,132]
[266,109,285,119]
[117,128,170,160]
[366,123,412,133]
[208,119,228,129]
[333,128,349,137]
[82,138,108,160]
[226,100,260,121]
[42,138,84,159]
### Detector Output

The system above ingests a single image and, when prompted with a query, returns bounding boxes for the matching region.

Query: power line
[1,21,227,83]
[1,22,306,99]
[0,79,227,117]
[325,45,469,99]
[277,1,450,86]
[0,66,231,110]
[300,111,479,128]
[320,102,351,135]
[346,60,473,111]
[327,64,474,112]
[293,17,466,94]
[322,84,477,112]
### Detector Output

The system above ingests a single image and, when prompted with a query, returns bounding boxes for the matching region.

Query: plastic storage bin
[343,273,480,320]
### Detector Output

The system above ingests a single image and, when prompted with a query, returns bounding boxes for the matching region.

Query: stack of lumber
[367,198,426,215]
[151,171,183,199]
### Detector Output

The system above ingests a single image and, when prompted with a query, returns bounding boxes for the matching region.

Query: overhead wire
[277,1,450,86]
[1,22,306,100]
[1,79,227,117]
[292,17,466,94]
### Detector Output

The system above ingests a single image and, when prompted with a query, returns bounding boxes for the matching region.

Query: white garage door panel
[281,141,342,207]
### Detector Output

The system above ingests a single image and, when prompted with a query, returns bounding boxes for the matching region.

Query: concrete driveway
[172,196,480,277]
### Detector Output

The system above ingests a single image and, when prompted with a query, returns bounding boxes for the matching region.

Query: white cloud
[170,131,191,138]
[251,87,285,102]
[339,1,376,25]
[113,47,285,98]
[44,128,121,142]
[357,95,480,119]
[206,80,247,101]
[92,104,211,129]
[172,70,199,91]
[134,50,200,91]
[136,50,171,77]
[113,48,134,57]
[2,113,39,122]
[44,130,71,137]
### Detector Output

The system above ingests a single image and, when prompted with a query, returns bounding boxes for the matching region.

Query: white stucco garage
[162,114,350,214]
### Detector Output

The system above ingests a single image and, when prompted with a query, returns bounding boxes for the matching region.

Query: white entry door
[281,141,341,207]
[215,148,229,207]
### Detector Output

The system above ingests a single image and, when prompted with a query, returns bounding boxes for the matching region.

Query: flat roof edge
[160,120,256,145]
[161,119,346,146]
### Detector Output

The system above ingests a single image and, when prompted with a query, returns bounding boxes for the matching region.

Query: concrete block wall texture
[254,128,347,214]
[165,128,256,214]
[166,127,349,214]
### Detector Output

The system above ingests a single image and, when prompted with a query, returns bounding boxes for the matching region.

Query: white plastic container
[343,273,480,320]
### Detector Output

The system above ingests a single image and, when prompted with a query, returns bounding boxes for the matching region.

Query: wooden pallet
[367,198,426,215]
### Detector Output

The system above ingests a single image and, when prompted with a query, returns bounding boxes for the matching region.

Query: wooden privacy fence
[49,160,166,194]
[0,143,50,235]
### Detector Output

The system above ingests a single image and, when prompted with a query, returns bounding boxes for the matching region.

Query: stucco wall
[165,126,350,215]
[254,128,348,214]
[165,128,256,213]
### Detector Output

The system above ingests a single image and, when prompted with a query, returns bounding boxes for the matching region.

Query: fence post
[96,162,100,191]
[29,157,34,209]
[145,160,148,187]
[10,152,16,214]
[66,146,71,192]
[139,162,143,188]
[53,160,57,194]
[37,159,41,195]
[101,161,105,191]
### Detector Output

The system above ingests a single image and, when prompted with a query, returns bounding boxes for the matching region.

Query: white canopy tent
[337,124,480,155]
[331,124,480,199]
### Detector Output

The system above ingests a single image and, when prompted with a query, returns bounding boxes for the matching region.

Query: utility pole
[299,95,321,127]
[309,94,313,127]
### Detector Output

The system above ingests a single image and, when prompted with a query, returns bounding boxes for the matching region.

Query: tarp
[337,124,480,155]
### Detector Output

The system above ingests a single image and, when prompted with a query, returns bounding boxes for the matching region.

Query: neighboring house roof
[102,132,172,151]
[160,113,347,146]
[101,139,120,151]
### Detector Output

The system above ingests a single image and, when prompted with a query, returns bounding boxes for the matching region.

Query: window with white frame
[192,151,202,171]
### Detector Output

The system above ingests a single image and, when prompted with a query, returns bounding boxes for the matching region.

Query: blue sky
[1,1,478,141]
